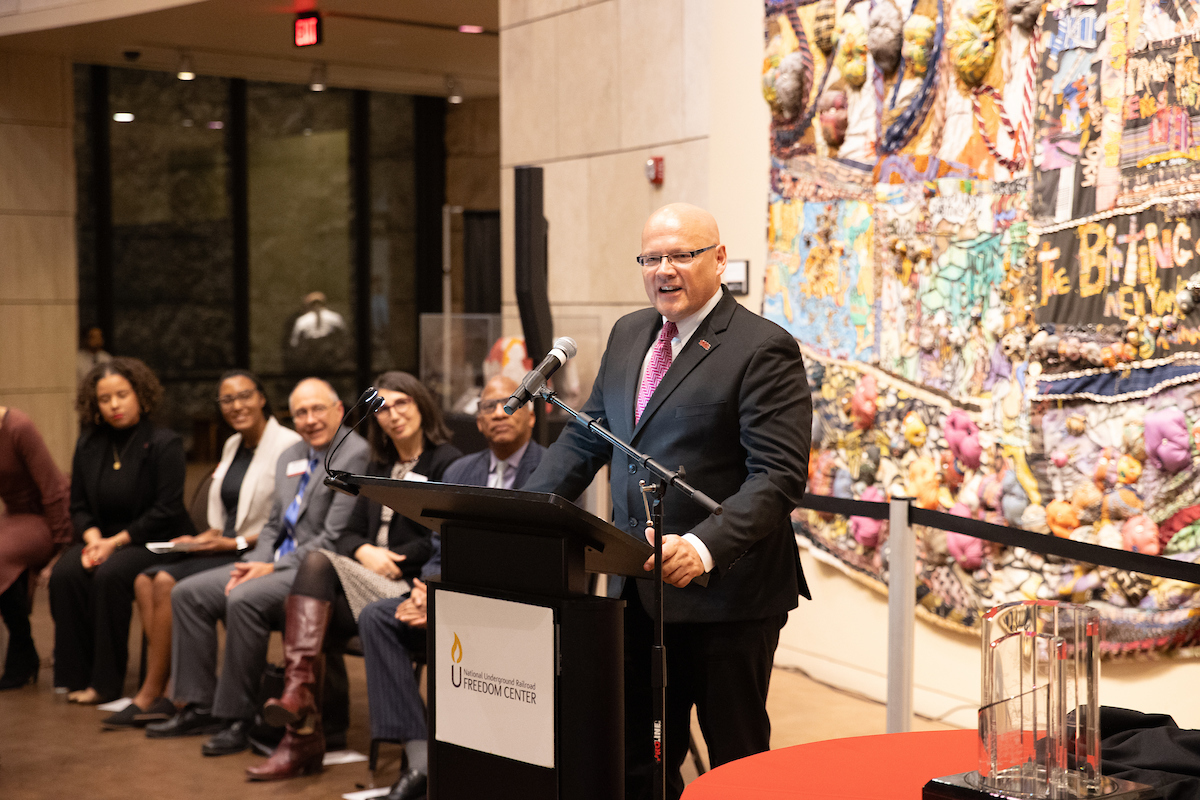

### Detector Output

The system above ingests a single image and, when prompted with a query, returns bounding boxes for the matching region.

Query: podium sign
[345,478,640,800]
[434,590,556,768]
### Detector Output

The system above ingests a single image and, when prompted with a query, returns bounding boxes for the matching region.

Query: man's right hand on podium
[643,526,706,588]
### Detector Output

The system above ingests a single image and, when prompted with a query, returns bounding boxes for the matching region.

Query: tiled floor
[0,581,956,799]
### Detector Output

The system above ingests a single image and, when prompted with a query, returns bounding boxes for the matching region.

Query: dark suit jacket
[523,288,813,623]
[69,419,194,544]
[440,441,545,489]
[336,440,462,578]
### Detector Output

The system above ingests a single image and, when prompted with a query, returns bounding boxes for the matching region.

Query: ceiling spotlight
[446,77,463,104]
[458,24,484,33]
[113,112,134,123]
[177,52,195,81]
[309,62,326,92]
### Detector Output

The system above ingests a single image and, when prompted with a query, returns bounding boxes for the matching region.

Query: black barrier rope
[795,494,1200,586]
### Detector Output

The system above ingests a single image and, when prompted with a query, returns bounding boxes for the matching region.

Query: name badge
[404,472,428,482]
[286,459,309,477]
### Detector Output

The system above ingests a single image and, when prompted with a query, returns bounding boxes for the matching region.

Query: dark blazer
[68,419,193,544]
[441,440,545,489]
[336,439,462,577]
[523,288,813,623]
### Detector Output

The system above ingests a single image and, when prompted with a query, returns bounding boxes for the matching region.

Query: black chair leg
[370,739,380,772]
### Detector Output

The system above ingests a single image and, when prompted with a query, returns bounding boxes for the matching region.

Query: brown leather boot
[245,720,325,781]
[263,595,331,728]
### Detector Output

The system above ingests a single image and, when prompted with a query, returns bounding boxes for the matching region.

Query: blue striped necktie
[276,454,319,560]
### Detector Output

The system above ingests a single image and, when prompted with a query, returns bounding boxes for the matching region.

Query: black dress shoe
[385,768,427,800]
[145,705,224,739]
[202,719,251,756]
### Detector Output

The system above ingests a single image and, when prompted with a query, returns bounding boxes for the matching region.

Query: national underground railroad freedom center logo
[448,631,539,704]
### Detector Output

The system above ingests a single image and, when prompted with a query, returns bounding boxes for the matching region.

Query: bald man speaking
[522,204,813,799]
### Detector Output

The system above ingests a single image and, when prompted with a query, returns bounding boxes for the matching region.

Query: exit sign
[295,12,322,47]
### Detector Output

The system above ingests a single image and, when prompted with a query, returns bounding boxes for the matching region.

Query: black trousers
[49,543,168,699]
[622,581,786,800]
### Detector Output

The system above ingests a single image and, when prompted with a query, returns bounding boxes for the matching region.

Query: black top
[219,445,254,537]
[336,438,462,575]
[69,418,194,544]
[95,426,142,535]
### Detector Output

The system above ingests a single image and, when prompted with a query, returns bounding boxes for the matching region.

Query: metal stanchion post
[886,496,915,733]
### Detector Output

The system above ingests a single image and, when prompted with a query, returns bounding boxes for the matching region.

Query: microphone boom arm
[537,387,723,518]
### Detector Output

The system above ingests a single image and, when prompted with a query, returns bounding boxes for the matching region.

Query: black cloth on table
[1100,706,1200,800]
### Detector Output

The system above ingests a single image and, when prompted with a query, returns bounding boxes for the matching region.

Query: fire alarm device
[645,156,664,185]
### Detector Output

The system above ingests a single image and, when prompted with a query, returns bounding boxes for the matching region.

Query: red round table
[681,729,977,799]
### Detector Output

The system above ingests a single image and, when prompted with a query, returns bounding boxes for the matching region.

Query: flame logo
[450,632,463,664]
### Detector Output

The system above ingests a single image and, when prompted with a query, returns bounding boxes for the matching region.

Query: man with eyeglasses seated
[353,374,544,800]
[147,378,369,758]
[521,203,813,800]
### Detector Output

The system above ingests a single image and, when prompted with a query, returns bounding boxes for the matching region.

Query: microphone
[504,336,577,414]
[323,387,385,478]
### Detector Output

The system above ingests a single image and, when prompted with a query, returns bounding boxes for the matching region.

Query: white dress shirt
[488,440,530,490]
[636,288,724,573]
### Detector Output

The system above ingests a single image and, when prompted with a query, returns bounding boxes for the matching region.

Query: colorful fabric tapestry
[762,0,1200,657]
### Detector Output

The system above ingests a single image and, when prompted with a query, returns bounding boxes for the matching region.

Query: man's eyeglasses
[292,404,331,421]
[636,244,717,268]
[377,396,414,414]
[217,389,258,407]
[477,398,507,415]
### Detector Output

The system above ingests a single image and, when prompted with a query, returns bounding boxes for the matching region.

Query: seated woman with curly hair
[101,370,302,728]
[50,357,193,705]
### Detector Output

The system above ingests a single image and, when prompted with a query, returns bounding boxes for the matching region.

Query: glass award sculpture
[924,600,1154,800]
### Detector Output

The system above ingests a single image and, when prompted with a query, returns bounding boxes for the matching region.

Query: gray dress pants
[169,562,293,720]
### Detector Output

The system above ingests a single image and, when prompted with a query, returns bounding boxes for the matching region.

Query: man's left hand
[643,527,705,588]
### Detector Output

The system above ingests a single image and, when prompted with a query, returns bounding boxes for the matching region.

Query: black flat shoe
[145,705,224,739]
[103,697,176,729]
[385,768,427,800]
[202,719,251,756]
[103,702,149,729]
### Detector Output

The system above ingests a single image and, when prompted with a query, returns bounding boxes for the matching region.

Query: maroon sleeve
[12,411,73,546]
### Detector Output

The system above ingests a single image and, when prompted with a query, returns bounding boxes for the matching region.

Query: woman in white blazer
[101,371,301,729]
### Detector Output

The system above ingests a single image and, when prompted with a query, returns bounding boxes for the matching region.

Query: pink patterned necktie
[635,320,678,424]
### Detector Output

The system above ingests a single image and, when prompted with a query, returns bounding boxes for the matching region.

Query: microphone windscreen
[553,336,578,359]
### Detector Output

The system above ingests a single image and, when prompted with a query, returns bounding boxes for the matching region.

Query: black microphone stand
[536,387,721,800]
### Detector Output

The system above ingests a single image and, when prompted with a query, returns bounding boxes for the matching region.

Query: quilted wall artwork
[764,0,1200,655]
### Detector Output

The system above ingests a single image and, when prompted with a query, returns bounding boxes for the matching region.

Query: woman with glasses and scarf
[244,370,460,781]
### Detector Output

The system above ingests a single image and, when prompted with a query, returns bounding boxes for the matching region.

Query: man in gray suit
[147,378,370,757]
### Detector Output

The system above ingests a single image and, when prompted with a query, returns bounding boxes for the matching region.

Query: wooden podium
[349,477,653,800]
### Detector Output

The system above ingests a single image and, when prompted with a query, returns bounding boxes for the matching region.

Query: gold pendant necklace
[112,432,137,470]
